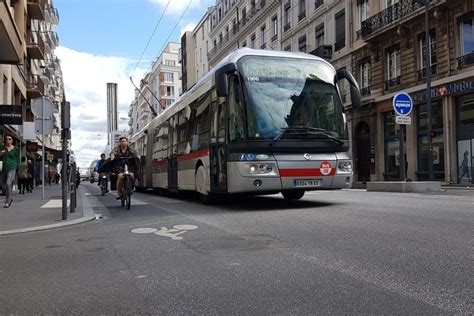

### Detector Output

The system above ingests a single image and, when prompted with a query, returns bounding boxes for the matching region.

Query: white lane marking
[173,224,198,230]
[131,225,198,241]
[41,199,70,208]
[127,198,148,206]
[131,228,158,234]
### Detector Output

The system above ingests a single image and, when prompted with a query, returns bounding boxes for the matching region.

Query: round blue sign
[393,92,413,116]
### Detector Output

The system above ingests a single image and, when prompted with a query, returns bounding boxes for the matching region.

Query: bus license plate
[293,179,321,188]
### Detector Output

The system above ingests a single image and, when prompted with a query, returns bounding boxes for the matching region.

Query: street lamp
[425,0,434,181]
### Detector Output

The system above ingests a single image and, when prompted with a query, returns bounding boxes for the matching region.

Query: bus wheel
[282,190,305,200]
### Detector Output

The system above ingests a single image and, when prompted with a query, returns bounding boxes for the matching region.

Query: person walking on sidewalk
[17,157,29,194]
[0,134,20,208]
[27,159,34,193]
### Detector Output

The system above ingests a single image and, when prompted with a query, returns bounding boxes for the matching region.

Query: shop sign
[0,105,22,125]
[413,79,474,102]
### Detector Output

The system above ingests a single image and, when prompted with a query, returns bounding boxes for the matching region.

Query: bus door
[210,92,227,192]
[168,118,178,190]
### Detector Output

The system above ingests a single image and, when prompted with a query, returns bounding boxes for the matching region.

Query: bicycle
[100,173,108,196]
[118,157,134,211]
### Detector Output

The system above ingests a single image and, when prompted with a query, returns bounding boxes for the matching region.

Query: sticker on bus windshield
[320,161,332,176]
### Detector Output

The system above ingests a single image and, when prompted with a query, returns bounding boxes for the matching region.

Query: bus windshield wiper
[273,126,344,145]
[273,127,308,142]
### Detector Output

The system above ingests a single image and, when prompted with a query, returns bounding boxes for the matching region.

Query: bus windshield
[239,56,347,141]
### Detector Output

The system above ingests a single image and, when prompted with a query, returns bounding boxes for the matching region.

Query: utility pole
[425,0,434,181]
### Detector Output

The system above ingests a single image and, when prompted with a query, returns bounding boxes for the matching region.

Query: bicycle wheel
[125,176,132,210]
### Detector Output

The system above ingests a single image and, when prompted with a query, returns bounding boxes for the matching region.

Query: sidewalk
[0,183,95,236]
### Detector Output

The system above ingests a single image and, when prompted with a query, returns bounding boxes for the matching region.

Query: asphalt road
[1,183,472,314]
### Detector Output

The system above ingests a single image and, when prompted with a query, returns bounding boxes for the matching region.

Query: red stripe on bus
[152,159,167,168]
[177,149,209,161]
[279,168,336,177]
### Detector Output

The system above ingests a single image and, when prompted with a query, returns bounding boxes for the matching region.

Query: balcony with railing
[309,45,333,60]
[27,0,45,20]
[208,2,272,61]
[44,3,59,24]
[283,22,291,32]
[361,0,426,39]
[27,31,45,60]
[27,73,45,99]
[385,76,401,90]
[457,52,474,69]
[417,64,437,80]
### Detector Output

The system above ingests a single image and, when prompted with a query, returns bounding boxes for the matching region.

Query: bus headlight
[337,161,353,174]
[248,163,274,174]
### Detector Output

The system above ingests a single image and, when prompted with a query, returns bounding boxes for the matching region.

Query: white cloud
[148,0,215,15]
[55,46,146,171]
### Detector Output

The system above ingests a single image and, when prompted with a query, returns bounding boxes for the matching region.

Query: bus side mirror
[215,63,237,97]
[336,69,362,109]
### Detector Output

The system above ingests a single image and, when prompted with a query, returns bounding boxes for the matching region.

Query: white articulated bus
[130,48,361,203]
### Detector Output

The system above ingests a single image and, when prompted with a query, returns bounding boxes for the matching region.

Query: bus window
[228,76,245,142]
[196,92,211,149]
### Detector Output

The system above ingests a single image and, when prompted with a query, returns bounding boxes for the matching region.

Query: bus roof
[130,48,333,139]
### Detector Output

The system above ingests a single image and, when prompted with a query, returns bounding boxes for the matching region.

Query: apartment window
[271,15,278,41]
[315,23,324,47]
[335,9,346,51]
[284,2,291,32]
[315,0,323,10]
[418,30,437,79]
[459,15,474,68]
[298,35,307,53]
[251,33,256,49]
[357,0,369,32]
[165,60,176,66]
[299,0,306,21]
[164,72,174,82]
[385,45,401,89]
[241,8,247,26]
[386,0,399,7]
[261,24,266,48]
[284,44,291,51]
[162,86,174,97]
[358,59,371,96]
[242,40,247,47]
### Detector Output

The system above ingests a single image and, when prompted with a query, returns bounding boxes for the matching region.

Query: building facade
[1,0,64,161]
[178,0,473,185]
[350,0,474,184]
[128,42,182,136]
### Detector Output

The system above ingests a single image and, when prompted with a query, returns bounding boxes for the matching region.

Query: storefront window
[456,93,474,184]
[416,101,444,180]
[384,111,401,180]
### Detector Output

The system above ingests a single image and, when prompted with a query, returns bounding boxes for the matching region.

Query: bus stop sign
[393,92,413,116]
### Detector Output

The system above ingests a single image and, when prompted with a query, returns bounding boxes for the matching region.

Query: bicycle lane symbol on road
[131,225,198,240]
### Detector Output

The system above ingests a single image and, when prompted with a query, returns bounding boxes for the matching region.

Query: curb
[0,187,96,236]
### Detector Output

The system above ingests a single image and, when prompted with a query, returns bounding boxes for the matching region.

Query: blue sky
[53,0,214,169]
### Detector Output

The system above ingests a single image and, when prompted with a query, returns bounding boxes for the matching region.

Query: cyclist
[110,137,139,200]
[95,153,106,187]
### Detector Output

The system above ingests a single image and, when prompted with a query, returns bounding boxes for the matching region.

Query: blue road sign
[393,92,413,116]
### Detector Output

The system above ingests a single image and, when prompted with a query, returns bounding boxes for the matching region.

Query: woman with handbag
[0,134,20,208]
